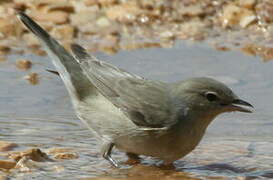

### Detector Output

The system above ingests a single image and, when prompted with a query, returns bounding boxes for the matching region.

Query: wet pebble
[24,73,39,85]
[0,141,18,152]
[0,160,16,170]
[16,59,32,70]
[9,148,51,162]
[54,153,79,160]
[31,11,69,25]
[0,45,10,55]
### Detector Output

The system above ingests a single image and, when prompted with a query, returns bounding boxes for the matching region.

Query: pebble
[0,141,18,152]
[24,73,39,85]
[16,59,32,70]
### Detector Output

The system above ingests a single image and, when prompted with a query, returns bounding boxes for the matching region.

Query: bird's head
[172,77,253,120]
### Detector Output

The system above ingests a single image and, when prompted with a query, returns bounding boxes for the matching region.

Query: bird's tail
[17,12,96,103]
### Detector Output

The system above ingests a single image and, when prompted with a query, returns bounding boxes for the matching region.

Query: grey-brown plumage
[17,12,253,167]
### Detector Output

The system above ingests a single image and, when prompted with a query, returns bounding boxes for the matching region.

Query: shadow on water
[0,41,272,179]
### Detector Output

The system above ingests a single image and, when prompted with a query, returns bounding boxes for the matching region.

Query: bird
[17,12,253,167]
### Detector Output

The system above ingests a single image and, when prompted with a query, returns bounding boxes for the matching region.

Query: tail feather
[17,12,96,102]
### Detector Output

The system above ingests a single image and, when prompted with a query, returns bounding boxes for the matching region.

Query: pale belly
[114,127,206,163]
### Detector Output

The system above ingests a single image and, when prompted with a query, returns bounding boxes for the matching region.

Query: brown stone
[0,160,16,170]
[47,3,75,13]
[256,0,273,23]
[178,20,207,40]
[98,0,118,6]
[54,153,79,160]
[24,73,39,85]
[51,25,75,40]
[84,0,98,6]
[0,141,17,152]
[0,45,10,55]
[70,11,99,26]
[106,2,143,23]
[238,0,256,9]
[16,59,32,70]
[33,0,68,8]
[31,11,69,25]
[0,18,15,38]
[220,3,256,28]
[9,148,50,162]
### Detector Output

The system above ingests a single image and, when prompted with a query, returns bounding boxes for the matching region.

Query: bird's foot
[104,153,119,168]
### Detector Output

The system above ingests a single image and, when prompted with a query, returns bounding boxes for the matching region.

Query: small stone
[221,4,241,28]
[241,44,257,56]
[13,2,27,12]
[0,160,16,170]
[0,45,10,55]
[51,25,75,40]
[0,18,15,38]
[238,0,256,9]
[24,73,39,85]
[106,2,143,23]
[47,3,75,13]
[9,148,50,162]
[54,153,79,160]
[178,20,207,40]
[220,3,256,28]
[256,0,273,23]
[98,0,118,6]
[0,141,17,152]
[239,13,256,28]
[33,0,68,8]
[213,44,231,51]
[16,59,32,70]
[70,11,98,26]
[96,17,111,27]
[31,11,69,25]
[241,44,273,62]
[84,0,98,6]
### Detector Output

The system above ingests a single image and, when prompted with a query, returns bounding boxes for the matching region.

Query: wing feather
[71,44,177,129]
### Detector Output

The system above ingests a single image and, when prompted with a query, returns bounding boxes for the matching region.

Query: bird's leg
[101,142,119,168]
[125,152,141,165]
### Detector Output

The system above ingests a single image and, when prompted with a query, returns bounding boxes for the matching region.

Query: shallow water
[0,41,272,179]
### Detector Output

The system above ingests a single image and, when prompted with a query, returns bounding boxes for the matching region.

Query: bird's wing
[71,44,177,129]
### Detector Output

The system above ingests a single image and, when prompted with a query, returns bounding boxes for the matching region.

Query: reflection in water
[0,42,272,179]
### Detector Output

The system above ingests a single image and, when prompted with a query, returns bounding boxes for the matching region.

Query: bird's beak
[225,99,254,113]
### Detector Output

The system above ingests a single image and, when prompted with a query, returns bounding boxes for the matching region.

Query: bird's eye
[205,92,219,102]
